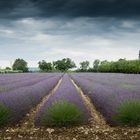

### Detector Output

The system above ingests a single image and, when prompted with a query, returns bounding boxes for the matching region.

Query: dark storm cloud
[0,0,40,19]
[0,0,140,19]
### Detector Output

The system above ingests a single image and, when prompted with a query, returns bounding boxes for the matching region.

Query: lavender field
[0,73,140,128]
[35,74,91,127]
[71,73,140,126]
[0,73,62,126]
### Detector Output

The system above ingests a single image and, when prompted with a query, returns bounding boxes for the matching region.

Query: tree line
[38,58,76,72]
[77,58,140,74]
[11,58,140,74]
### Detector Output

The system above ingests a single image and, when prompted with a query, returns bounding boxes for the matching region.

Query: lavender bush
[0,75,62,126]
[72,73,140,92]
[113,100,140,126]
[0,73,58,85]
[0,75,54,93]
[71,73,140,126]
[41,100,83,127]
[0,104,10,126]
[0,73,42,85]
[35,74,91,127]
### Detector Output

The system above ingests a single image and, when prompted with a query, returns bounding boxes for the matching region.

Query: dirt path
[0,78,140,140]
[20,78,62,129]
[70,79,140,140]
[71,79,109,129]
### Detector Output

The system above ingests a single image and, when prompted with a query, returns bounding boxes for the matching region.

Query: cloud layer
[0,17,139,67]
[0,0,140,68]
[0,0,140,18]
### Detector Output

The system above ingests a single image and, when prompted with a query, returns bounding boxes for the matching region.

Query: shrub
[41,100,83,127]
[113,100,140,126]
[0,104,10,126]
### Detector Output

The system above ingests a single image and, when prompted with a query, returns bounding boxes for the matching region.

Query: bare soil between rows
[0,79,140,140]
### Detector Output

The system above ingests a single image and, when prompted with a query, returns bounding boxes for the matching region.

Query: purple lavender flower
[0,74,62,126]
[71,73,140,126]
[35,74,91,126]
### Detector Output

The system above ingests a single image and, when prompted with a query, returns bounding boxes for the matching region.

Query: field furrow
[34,74,91,127]
[0,75,62,126]
[71,74,140,126]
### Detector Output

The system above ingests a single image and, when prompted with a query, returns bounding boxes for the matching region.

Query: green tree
[100,60,108,65]
[93,59,100,72]
[118,58,126,62]
[12,58,28,72]
[53,58,76,72]
[98,59,140,74]
[38,60,52,72]
[80,61,89,71]
[5,67,11,70]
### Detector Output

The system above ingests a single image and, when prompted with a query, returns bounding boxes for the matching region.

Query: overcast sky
[0,0,140,68]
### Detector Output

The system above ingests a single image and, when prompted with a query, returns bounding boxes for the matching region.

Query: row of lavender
[0,73,48,85]
[0,73,60,86]
[34,74,91,127]
[0,73,63,93]
[0,73,62,126]
[70,73,140,126]
[75,73,140,92]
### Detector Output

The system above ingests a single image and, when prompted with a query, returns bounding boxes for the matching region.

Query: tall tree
[12,58,28,72]
[53,58,76,72]
[93,59,100,71]
[80,61,89,71]
[38,60,52,71]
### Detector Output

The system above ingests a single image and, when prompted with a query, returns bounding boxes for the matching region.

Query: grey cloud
[0,0,140,19]
[0,17,140,39]
[0,16,139,67]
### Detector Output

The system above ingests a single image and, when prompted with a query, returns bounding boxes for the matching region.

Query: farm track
[19,78,63,129]
[0,78,140,139]
[71,79,109,129]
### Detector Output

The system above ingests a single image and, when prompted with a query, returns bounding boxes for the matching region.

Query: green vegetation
[93,59,100,72]
[98,59,140,74]
[113,100,140,126]
[79,61,90,71]
[0,69,23,74]
[76,59,140,74]
[41,100,83,127]
[0,104,10,126]
[38,60,53,72]
[12,58,28,72]
[53,58,76,72]
[38,58,76,72]
[1,54,140,73]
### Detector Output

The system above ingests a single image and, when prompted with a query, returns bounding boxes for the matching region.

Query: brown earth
[0,79,140,140]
